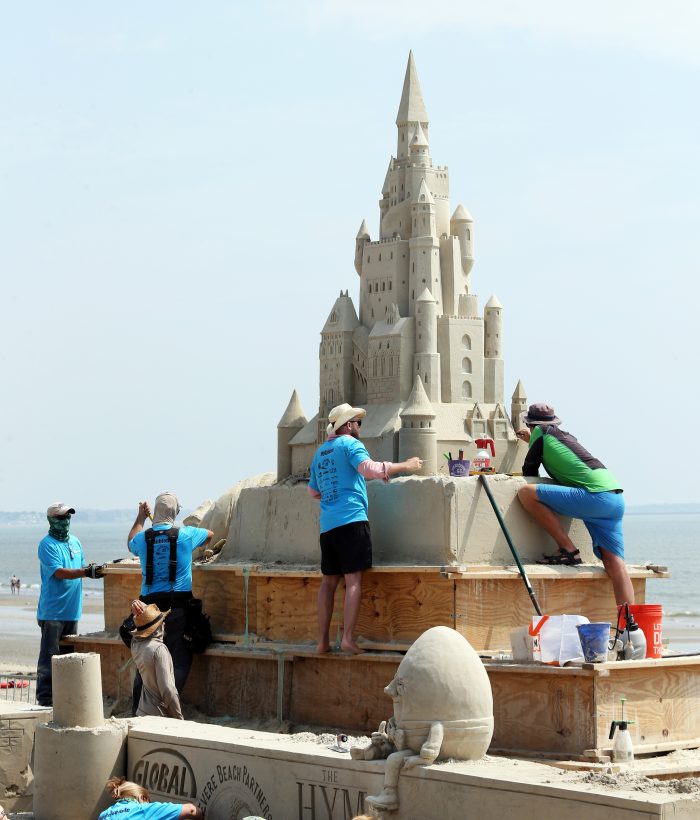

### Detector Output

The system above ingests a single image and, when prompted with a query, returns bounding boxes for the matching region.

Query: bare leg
[340,570,364,654]
[600,550,635,606]
[517,485,578,553]
[317,574,340,653]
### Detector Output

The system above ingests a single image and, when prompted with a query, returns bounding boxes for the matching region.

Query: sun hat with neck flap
[327,403,366,434]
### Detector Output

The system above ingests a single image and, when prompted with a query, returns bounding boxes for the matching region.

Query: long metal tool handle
[479,473,542,616]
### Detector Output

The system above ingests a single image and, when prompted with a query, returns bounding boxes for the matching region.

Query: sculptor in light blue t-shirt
[309,435,371,533]
[37,534,84,621]
[129,525,210,595]
[98,798,183,820]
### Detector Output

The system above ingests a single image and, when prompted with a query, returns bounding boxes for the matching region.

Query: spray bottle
[612,603,646,661]
[609,696,634,763]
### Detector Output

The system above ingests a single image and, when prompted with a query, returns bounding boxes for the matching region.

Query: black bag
[119,614,135,648]
[183,597,213,654]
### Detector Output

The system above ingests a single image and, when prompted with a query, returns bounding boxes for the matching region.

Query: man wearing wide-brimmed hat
[516,402,634,606]
[308,403,423,654]
[129,601,183,719]
[36,502,105,706]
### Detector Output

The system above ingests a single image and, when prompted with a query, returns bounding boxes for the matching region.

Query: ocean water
[0,514,698,655]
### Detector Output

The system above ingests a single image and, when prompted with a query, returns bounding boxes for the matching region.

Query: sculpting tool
[478,474,542,615]
[458,450,464,460]
[443,453,450,461]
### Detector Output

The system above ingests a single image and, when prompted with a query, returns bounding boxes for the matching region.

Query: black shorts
[320,520,372,576]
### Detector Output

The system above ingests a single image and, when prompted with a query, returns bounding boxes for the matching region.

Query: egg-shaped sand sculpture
[358,626,493,812]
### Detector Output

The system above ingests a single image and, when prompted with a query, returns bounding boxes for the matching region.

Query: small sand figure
[359,626,493,813]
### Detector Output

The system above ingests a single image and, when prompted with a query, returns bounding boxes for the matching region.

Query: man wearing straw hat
[309,403,423,654]
[129,601,183,719]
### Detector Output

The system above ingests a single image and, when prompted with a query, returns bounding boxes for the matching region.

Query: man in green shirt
[516,403,634,606]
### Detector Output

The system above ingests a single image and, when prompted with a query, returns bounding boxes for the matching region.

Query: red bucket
[628,604,663,659]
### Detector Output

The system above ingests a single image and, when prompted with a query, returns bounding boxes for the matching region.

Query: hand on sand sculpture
[516,428,531,443]
[390,456,422,475]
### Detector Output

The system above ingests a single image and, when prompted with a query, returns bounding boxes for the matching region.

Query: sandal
[536,547,582,566]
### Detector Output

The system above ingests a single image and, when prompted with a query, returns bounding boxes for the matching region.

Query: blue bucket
[577,622,611,663]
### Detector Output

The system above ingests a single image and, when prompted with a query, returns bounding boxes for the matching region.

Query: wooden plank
[455,576,647,651]
[288,655,399,732]
[593,662,700,749]
[255,576,325,643]
[104,572,142,631]
[184,654,292,719]
[488,669,596,756]
[356,573,455,643]
[192,570,255,637]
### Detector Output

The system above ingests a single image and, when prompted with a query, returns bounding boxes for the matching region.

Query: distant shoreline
[1,503,699,525]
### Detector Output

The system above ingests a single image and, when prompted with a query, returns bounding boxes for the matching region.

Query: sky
[2,1,699,510]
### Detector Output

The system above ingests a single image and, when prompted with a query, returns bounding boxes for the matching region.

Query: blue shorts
[535,485,625,560]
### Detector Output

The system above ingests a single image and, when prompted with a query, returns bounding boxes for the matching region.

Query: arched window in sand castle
[462,334,471,350]
[462,357,472,374]
[462,381,472,399]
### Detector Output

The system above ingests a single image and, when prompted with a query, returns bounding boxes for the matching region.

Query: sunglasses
[348,419,362,427]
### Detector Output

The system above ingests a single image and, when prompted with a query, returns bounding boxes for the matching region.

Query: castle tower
[450,204,474,280]
[483,294,504,404]
[277,389,307,480]
[396,50,429,163]
[354,219,370,276]
[414,288,440,402]
[399,374,437,475]
[409,179,442,315]
[409,121,430,168]
[511,379,528,430]
[319,291,360,422]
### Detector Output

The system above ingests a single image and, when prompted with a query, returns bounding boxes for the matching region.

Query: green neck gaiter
[48,516,71,542]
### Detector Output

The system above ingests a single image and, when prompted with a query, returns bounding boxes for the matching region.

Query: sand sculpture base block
[0,701,52,813]
[33,720,128,820]
[229,474,595,565]
[125,717,700,819]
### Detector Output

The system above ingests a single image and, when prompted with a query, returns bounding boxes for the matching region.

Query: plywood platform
[70,630,700,761]
[102,562,663,651]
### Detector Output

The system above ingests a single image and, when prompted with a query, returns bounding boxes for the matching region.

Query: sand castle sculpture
[351,627,494,813]
[277,51,528,479]
[193,51,596,569]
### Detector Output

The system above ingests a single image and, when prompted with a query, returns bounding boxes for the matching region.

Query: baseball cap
[46,502,76,517]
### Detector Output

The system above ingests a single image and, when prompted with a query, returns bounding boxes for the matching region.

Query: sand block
[229,474,594,565]
[127,718,700,819]
[0,701,52,813]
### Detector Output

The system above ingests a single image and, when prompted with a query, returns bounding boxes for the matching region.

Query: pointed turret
[413,177,434,205]
[277,389,308,480]
[396,51,429,126]
[354,219,371,276]
[399,374,437,475]
[396,51,429,162]
[511,379,528,431]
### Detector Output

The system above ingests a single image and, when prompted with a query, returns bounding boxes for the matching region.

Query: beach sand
[1,595,104,674]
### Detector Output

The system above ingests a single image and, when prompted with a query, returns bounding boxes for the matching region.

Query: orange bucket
[628,604,663,659]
